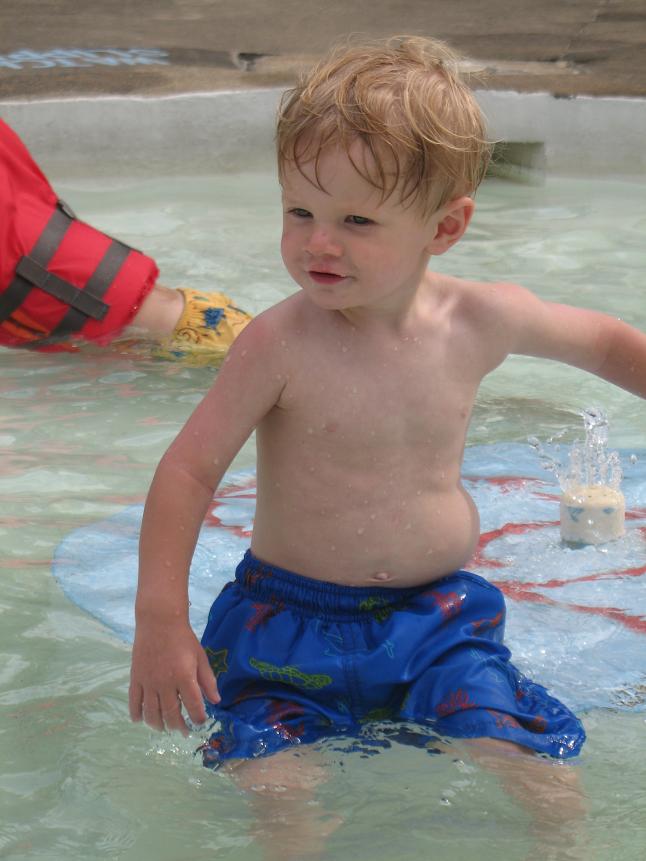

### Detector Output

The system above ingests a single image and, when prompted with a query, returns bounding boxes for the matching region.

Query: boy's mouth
[308,270,347,285]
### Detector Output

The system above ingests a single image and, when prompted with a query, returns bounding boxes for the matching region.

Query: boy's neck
[337,268,439,333]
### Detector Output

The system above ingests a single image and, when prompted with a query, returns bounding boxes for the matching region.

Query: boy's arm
[497,284,646,399]
[129,312,288,735]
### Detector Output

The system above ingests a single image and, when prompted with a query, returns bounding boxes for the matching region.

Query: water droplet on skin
[357,527,365,535]
[241,349,248,357]
[330,545,336,551]
[370,513,376,520]
[307,428,314,434]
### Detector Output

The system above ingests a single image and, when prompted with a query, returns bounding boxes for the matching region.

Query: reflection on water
[1,174,645,860]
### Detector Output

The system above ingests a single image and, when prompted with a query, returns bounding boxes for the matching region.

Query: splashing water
[528,406,622,493]
[562,406,623,493]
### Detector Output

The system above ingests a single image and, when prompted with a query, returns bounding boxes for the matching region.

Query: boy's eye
[288,208,311,218]
[346,215,373,226]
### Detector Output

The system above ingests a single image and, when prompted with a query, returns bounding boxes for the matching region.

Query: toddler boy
[129,36,646,768]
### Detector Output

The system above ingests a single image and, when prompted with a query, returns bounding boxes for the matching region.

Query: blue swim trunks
[199,551,585,766]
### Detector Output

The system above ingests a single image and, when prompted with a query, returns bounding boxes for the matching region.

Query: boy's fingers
[197,652,221,704]
[179,681,209,727]
[142,691,165,732]
[160,694,190,736]
[128,680,143,722]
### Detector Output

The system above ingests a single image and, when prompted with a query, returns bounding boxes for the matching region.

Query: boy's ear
[426,196,475,255]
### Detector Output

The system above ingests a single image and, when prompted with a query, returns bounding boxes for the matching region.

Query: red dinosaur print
[266,699,306,725]
[436,689,477,717]
[245,600,285,631]
[429,590,464,621]
[526,715,547,733]
[471,611,504,634]
[486,709,521,730]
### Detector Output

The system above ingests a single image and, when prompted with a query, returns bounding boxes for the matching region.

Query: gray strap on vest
[45,238,130,340]
[0,204,74,324]
[1,199,131,346]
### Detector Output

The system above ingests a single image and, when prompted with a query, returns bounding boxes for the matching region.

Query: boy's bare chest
[275,333,481,453]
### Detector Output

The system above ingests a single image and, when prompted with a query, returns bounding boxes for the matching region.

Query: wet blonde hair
[276,35,492,216]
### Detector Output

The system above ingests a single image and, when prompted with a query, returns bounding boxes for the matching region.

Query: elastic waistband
[234,550,459,621]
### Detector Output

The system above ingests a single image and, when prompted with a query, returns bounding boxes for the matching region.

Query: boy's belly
[251,483,481,588]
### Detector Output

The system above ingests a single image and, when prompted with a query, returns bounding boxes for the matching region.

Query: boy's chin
[300,285,355,311]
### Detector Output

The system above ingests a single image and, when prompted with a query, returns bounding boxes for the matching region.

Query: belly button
[372,571,391,582]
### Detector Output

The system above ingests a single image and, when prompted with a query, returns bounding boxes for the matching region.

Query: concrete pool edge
[1,87,645,178]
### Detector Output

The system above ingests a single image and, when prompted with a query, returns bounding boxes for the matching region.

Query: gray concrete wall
[478,91,646,178]
[2,89,645,179]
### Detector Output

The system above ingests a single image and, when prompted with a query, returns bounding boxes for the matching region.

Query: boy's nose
[305,227,342,257]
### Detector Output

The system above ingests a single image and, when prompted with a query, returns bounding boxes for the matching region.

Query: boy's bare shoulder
[438,274,541,332]
[229,293,304,348]
[247,291,320,330]
[439,273,534,312]
[225,292,327,374]
[435,274,541,367]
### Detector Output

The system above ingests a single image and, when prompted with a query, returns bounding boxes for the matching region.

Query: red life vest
[0,118,159,350]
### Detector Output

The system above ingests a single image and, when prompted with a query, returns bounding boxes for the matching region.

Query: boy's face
[280,140,450,314]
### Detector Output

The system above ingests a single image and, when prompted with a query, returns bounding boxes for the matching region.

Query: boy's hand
[128,619,220,736]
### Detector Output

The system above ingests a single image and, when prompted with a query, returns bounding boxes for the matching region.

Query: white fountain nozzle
[560,484,625,545]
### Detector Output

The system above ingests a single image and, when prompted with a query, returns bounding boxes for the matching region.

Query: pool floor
[1,171,645,859]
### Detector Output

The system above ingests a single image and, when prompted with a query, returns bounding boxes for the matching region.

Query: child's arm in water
[128,311,287,736]
[476,282,646,399]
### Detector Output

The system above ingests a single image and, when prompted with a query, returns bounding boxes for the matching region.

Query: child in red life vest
[0,118,251,364]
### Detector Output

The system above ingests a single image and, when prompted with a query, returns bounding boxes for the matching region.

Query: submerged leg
[228,747,342,861]
[458,737,589,859]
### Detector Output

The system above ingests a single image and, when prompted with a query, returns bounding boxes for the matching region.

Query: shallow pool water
[1,171,645,860]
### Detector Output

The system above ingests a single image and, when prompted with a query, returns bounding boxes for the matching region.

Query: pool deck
[1,0,646,101]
